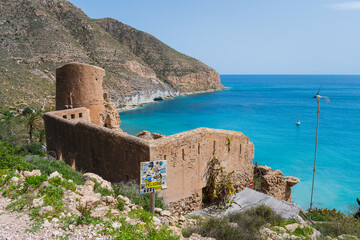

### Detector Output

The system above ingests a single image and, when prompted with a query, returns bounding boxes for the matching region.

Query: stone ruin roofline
[45,107,247,147]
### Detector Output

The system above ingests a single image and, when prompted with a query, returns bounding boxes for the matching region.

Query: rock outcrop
[101,93,121,130]
[254,164,300,202]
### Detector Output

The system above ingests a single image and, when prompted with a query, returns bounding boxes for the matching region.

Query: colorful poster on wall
[140,160,167,194]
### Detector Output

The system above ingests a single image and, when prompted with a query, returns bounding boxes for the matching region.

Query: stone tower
[56,62,105,125]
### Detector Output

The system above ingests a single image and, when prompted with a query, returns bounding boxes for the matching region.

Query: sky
[68,0,360,74]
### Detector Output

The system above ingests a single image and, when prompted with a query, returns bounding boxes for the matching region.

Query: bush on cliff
[183,205,284,240]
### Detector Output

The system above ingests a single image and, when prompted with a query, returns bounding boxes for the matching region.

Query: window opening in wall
[240,144,242,154]
[164,155,167,160]
[182,149,185,160]
[71,114,75,119]
[198,143,200,154]
[63,115,67,119]
[79,113,83,118]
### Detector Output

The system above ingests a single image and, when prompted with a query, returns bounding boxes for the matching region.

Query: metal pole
[309,98,320,220]
[150,192,155,213]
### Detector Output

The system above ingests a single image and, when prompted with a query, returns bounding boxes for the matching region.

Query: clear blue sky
[68,0,360,74]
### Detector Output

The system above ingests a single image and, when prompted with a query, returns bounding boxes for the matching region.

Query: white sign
[140,160,167,194]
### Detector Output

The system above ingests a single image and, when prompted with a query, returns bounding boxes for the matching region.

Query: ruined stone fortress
[44,62,298,214]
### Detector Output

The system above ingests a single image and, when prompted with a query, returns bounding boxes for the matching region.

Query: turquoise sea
[119,75,360,212]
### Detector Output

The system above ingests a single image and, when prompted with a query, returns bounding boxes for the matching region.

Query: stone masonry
[56,62,120,129]
[45,62,297,214]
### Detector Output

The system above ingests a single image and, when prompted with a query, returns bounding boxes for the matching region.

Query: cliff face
[0,0,224,108]
[95,18,223,93]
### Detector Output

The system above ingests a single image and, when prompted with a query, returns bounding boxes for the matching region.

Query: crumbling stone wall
[149,128,254,214]
[254,165,300,202]
[44,112,149,182]
[44,110,255,213]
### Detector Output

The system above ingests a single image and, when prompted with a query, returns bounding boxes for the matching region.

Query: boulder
[154,207,162,214]
[152,216,161,225]
[152,133,165,139]
[10,176,20,184]
[285,223,299,232]
[117,195,130,205]
[83,173,111,190]
[284,176,300,187]
[49,171,63,179]
[23,170,41,178]
[32,198,44,208]
[79,193,101,208]
[137,130,152,140]
[90,206,110,218]
[38,206,54,216]
[160,210,171,217]
[105,196,116,205]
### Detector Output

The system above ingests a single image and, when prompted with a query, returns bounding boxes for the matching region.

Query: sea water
[119,75,360,212]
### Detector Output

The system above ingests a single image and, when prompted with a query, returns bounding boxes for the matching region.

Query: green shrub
[314,217,360,238]
[128,209,155,224]
[203,156,235,208]
[228,205,283,232]
[183,217,256,240]
[0,141,28,170]
[25,155,84,185]
[117,198,125,211]
[183,205,283,240]
[293,226,314,237]
[22,142,45,156]
[25,174,47,188]
[38,184,64,216]
[307,208,343,221]
[48,176,76,191]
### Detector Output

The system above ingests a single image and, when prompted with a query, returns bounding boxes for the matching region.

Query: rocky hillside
[0,0,224,109]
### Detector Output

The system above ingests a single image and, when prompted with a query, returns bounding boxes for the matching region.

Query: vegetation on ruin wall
[203,155,235,208]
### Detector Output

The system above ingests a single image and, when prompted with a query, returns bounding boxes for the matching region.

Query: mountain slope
[95,18,223,93]
[0,0,224,108]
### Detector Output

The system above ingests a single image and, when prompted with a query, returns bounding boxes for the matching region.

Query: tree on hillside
[23,111,42,142]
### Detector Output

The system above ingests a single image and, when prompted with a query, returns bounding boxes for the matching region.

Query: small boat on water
[296,114,300,126]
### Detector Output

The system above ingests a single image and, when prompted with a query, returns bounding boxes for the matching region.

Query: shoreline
[116,87,227,112]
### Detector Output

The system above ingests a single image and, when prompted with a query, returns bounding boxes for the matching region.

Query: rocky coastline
[116,88,226,112]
